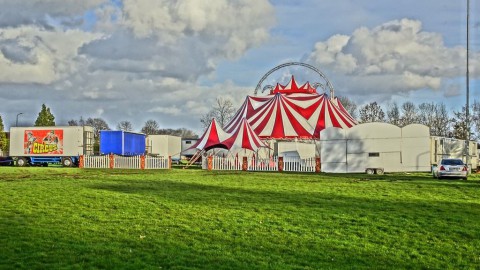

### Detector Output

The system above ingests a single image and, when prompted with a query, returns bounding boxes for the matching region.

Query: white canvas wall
[320,123,431,173]
[402,124,431,171]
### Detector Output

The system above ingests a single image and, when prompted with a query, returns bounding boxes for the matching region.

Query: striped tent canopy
[224,76,357,139]
[186,118,230,151]
[220,118,269,151]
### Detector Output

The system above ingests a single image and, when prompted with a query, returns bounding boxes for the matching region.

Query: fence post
[140,155,146,170]
[109,154,114,169]
[242,156,248,171]
[79,155,84,168]
[278,156,284,172]
[315,157,321,173]
[207,156,213,170]
[168,156,172,169]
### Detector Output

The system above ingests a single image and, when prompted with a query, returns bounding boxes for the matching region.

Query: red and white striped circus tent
[220,118,269,151]
[187,118,230,151]
[187,118,268,152]
[224,76,357,139]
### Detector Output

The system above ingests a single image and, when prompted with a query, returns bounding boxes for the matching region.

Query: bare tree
[418,102,451,137]
[68,117,85,126]
[472,100,480,140]
[85,118,110,139]
[386,102,401,126]
[337,96,358,119]
[117,121,133,132]
[451,106,472,140]
[141,120,160,135]
[200,97,236,129]
[359,102,385,123]
[399,102,418,127]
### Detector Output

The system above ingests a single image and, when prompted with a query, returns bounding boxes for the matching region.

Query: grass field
[1,167,479,269]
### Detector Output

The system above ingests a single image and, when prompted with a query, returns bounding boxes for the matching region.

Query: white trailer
[320,123,431,173]
[430,136,478,171]
[9,126,94,167]
[181,138,199,158]
[146,135,181,161]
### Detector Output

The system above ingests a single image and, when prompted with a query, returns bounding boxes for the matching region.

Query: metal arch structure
[254,62,336,98]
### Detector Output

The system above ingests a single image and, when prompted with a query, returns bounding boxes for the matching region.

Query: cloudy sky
[0,0,479,134]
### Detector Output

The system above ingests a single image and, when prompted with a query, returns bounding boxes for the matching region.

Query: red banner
[24,130,64,155]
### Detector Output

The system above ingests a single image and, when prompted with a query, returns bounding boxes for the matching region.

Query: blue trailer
[100,131,146,156]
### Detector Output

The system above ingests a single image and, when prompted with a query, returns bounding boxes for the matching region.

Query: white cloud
[306,18,480,102]
[121,0,275,59]
[0,0,107,27]
[148,106,182,116]
[0,26,102,84]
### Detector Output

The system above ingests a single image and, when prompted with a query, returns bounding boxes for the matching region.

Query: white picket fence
[145,156,170,169]
[115,155,141,169]
[209,156,316,173]
[283,157,316,172]
[83,155,110,169]
[82,155,170,169]
[248,157,279,171]
[211,156,243,170]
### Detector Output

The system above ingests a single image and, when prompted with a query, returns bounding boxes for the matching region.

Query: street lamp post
[16,113,23,127]
[465,0,471,171]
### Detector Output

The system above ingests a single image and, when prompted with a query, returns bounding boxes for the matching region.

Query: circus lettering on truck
[24,130,64,155]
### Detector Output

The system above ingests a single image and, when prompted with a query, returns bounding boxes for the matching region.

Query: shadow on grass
[85,179,480,268]
[88,179,480,212]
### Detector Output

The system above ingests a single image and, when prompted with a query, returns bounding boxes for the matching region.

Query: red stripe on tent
[282,95,322,120]
[221,119,267,151]
[247,96,276,126]
[269,95,286,138]
[330,103,354,128]
[327,102,341,127]
[313,99,327,137]
[279,96,311,137]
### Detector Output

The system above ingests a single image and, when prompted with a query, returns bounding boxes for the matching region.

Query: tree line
[338,97,480,140]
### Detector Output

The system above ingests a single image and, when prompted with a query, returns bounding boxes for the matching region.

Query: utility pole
[465,0,471,171]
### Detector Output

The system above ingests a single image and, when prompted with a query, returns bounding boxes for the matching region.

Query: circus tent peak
[220,118,269,152]
[270,75,316,95]
[186,118,230,151]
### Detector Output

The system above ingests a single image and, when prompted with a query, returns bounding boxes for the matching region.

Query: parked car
[433,158,468,180]
[0,156,14,166]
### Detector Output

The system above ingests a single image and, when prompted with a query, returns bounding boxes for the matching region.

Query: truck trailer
[9,126,94,167]
[100,130,146,156]
[146,135,181,162]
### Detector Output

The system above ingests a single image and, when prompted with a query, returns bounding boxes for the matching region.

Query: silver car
[433,158,468,180]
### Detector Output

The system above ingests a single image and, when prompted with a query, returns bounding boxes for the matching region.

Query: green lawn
[1,167,479,269]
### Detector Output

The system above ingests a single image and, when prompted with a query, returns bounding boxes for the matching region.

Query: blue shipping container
[100,131,146,156]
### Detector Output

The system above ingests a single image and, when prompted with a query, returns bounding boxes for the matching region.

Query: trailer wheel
[62,157,73,167]
[375,168,384,175]
[366,168,375,175]
[17,157,27,167]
